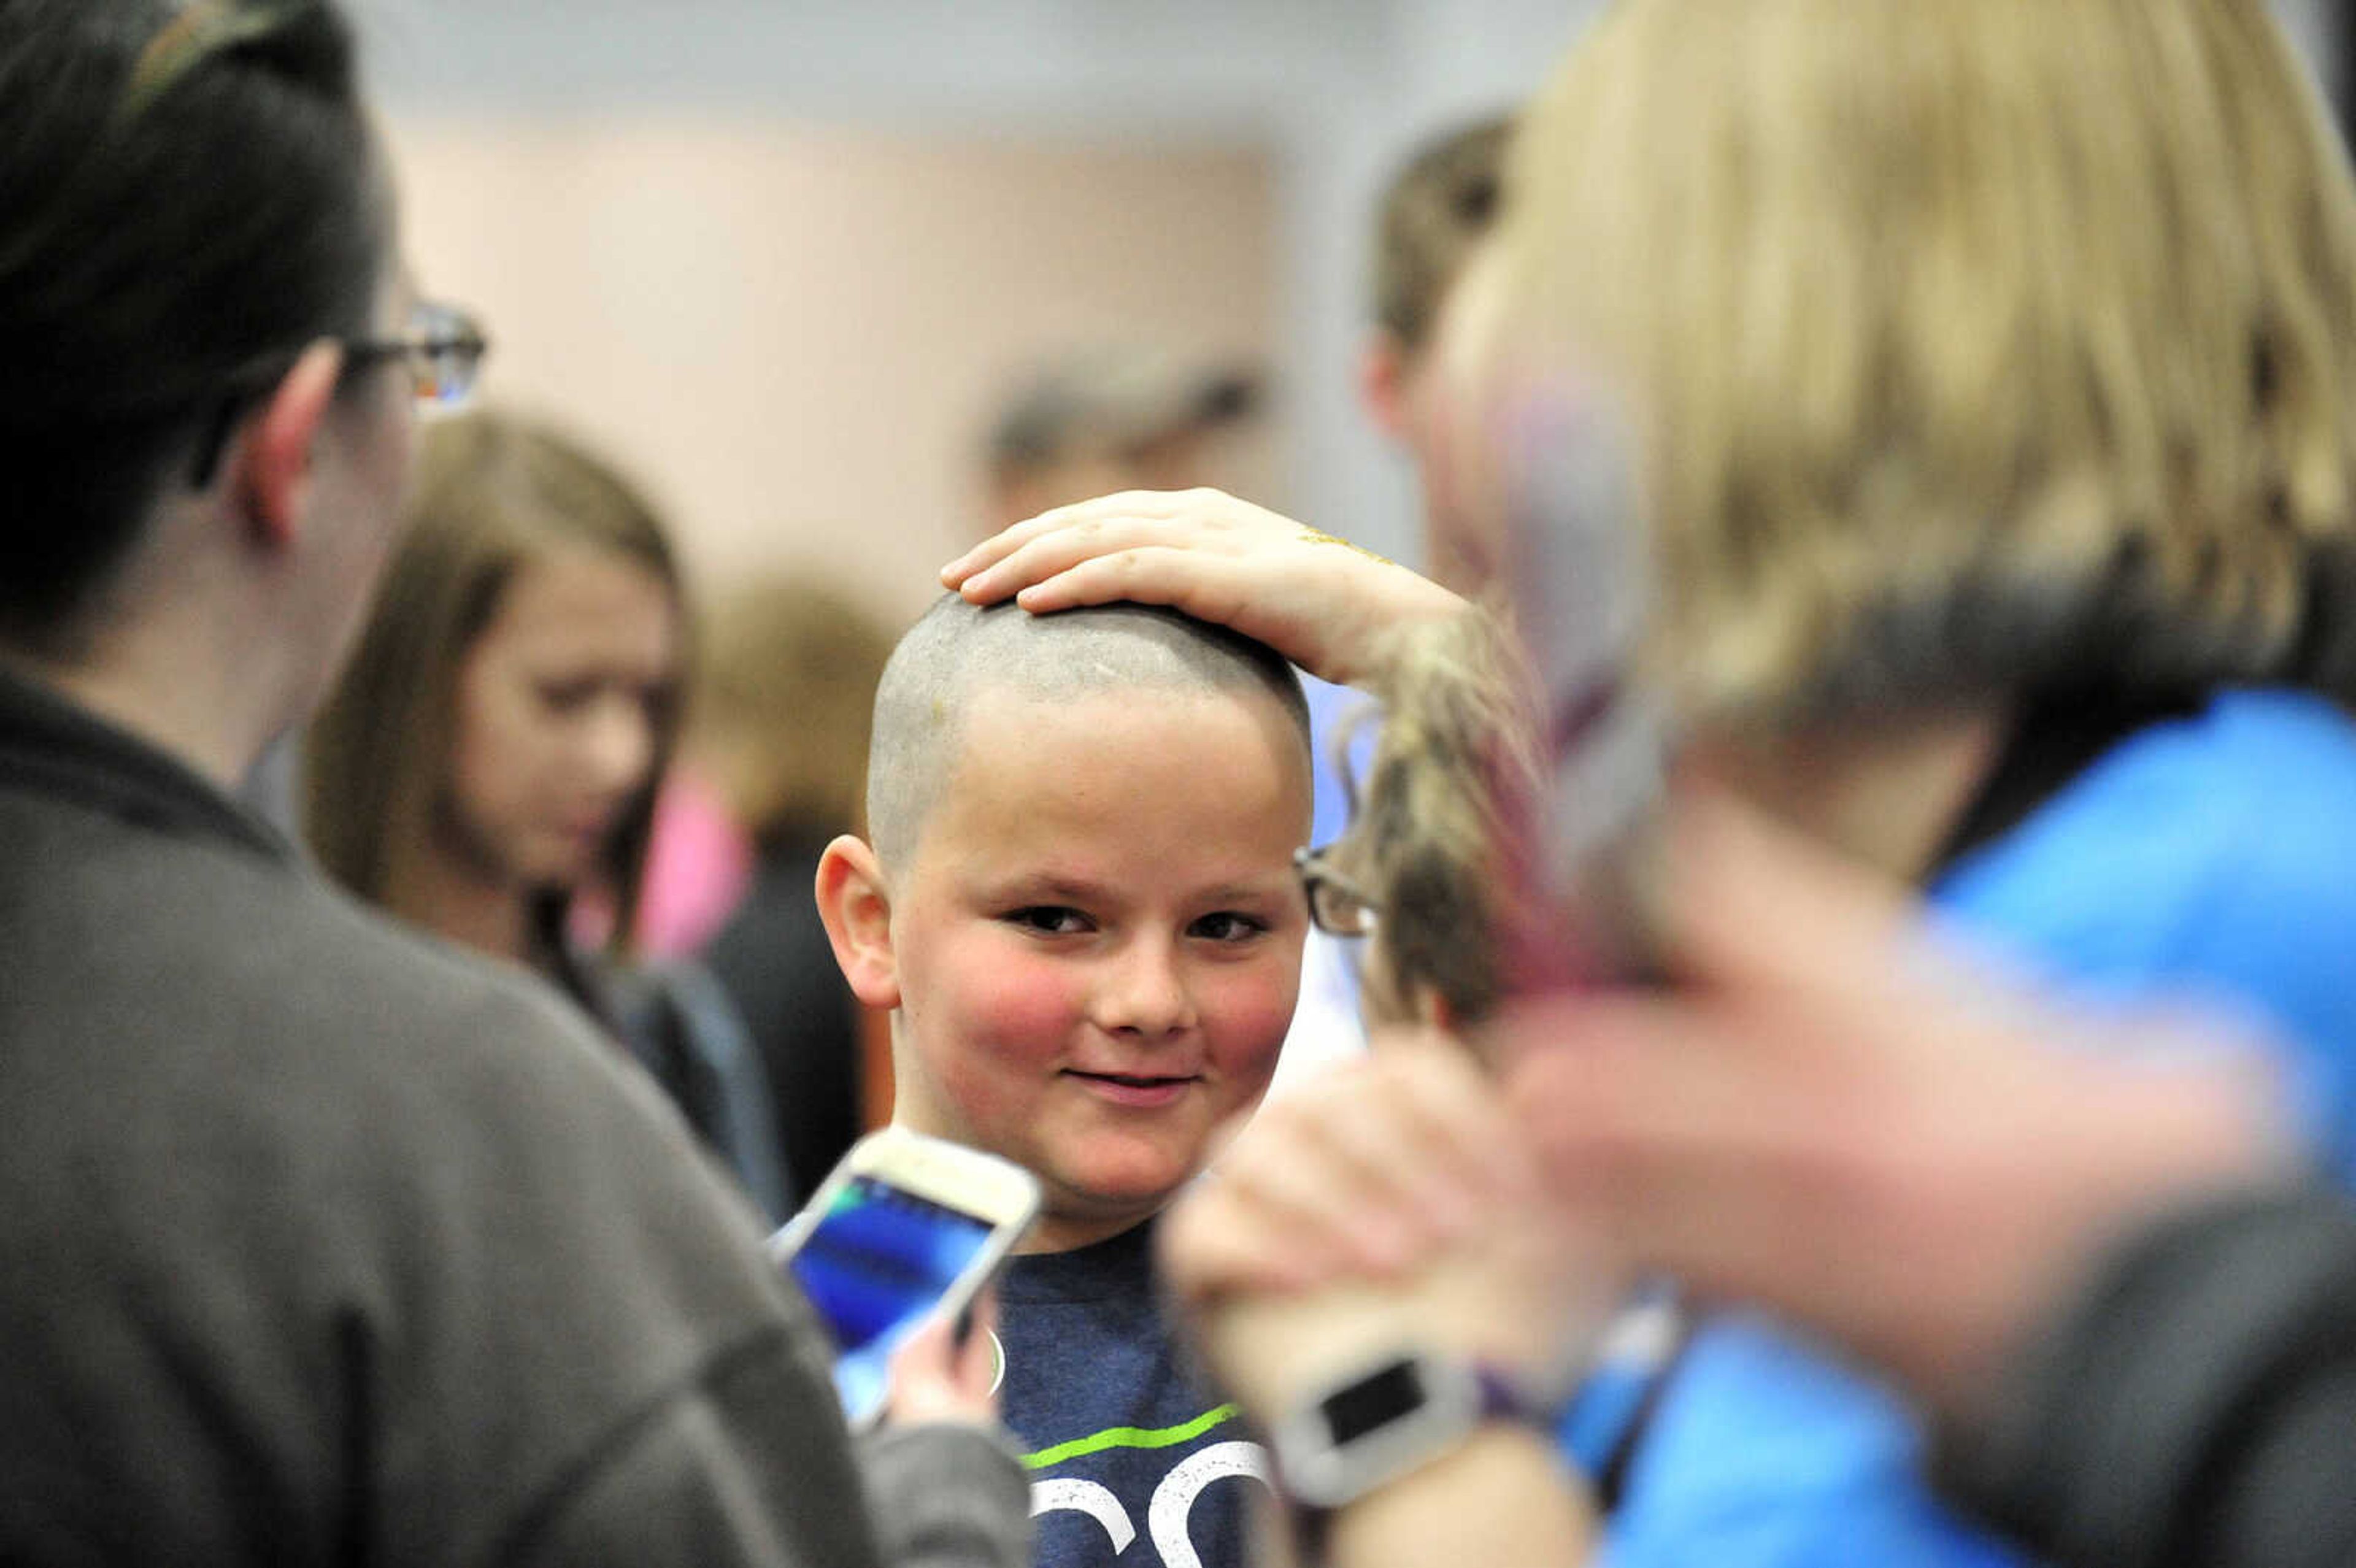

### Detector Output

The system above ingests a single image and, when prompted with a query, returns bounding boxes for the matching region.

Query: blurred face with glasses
[1295,613,1540,1042]
[1295,840,1411,1033]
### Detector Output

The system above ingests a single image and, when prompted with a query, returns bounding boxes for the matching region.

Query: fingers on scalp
[1023,547,1238,617]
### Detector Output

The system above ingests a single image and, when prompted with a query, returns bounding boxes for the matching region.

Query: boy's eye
[1188,911,1269,943]
[1004,905,1094,937]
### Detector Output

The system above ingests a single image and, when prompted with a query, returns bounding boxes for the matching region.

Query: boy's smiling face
[878,682,1311,1252]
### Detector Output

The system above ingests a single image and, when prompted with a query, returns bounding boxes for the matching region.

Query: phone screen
[785,1174,996,1424]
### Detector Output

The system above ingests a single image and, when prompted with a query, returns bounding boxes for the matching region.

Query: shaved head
[866,596,1311,871]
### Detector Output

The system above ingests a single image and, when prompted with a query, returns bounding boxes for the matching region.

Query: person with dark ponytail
[0,4,1025,1564]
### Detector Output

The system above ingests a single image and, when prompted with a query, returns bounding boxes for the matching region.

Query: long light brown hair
[1492,0,2356,724]
[305,410,688,951]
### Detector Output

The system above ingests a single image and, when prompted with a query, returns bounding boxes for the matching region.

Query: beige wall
[388,117,1279,629]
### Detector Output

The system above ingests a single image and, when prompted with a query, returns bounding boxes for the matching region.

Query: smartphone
[768,1127,1041,1427]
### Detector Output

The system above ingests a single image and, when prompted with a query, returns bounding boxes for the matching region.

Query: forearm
[1317,1428,1598,1568]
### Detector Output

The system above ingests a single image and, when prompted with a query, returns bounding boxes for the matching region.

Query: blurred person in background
[1497,795,2331,1568]
[950,0,2356,1561]
[0,1,1022,1562]
[1358,113,1514,596]
[307,409,788,1218]
[979,345,1260,536]
[692,577,896,1204]
[1263,113,1525,1106]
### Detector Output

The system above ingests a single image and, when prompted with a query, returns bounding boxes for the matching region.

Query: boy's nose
[1093,937,1199,1039]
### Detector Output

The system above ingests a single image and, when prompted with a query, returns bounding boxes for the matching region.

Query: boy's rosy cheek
[947,950,1088,1061]
[1208,968,1306,1069]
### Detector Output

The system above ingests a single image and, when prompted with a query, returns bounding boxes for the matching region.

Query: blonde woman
[950,1,2356,1562]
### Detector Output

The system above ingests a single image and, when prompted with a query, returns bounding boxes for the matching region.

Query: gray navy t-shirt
[996,1221,1270,1568]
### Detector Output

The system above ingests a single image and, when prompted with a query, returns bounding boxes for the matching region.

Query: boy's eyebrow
[972,870,1115,904]
[1195,877,1304,905]
[977,870,1301,906]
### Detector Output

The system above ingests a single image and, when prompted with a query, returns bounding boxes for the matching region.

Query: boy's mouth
[1064,1070,1196,1109]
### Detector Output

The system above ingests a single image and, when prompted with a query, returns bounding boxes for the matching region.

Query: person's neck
[0,513,305,793]
[1017,1205,1157,1256]
[0,638,280,793]
[1685,704,2012,885]
[385,844,538,968]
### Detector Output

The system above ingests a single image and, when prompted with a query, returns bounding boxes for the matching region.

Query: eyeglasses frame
[1295,843,1382,940]
[186,298,490,489]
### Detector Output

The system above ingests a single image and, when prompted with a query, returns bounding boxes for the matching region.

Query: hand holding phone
[877,1285,1003,1428]
[769,1128,1040,1428]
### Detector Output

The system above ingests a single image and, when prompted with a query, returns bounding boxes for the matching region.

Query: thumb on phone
[882,1286,1003,1429]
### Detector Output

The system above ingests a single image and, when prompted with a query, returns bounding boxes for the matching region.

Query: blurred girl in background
[307,410,787,1215]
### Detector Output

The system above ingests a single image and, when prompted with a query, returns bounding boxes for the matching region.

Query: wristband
[1271,1350,1557,1559]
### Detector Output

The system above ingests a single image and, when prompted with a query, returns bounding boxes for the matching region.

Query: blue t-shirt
[1597,688,2356,1568]
[998,1220,1269,1568]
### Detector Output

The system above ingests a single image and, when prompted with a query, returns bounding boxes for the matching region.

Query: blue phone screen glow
[787,1175,994,1423]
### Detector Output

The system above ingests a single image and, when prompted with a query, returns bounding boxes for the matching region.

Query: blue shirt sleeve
[1600,1319,2027,1568]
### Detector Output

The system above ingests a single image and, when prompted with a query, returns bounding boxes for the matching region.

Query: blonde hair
[306,410,688,951]
[693,578,893,844]
[1494,0,2356,723]
[1336,607,1542,1026]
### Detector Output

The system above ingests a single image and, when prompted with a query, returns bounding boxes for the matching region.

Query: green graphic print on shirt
[997,1224,1273,1567]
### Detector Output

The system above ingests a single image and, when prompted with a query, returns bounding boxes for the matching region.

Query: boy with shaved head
[818,596,1313,1568]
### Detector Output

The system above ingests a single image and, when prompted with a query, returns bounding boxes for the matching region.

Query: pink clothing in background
[635,771,755,956]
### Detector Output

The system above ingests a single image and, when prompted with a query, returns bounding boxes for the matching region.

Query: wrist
[1323,1425,1595,1566]
[1268,1346,1580,1564]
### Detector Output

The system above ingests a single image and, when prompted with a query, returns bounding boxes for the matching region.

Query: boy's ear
[816,834,901,1010]
[233,340,345,550]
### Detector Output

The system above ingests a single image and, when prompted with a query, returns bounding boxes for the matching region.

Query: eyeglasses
[1295,845,1380,940]
[344,299,490,414]
[187,298,491,487]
